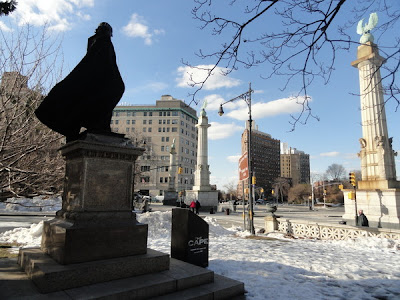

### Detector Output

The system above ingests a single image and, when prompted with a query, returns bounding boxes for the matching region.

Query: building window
[167,120,170,124]
[148,127,152,132]
[115,120,119,124]
[172,127,177,132]
[164,177,168,183]
[161,137,165,142]
[166,137,169,142]
[115,128,119,132]
[172,111,178,116]
[160,177,163,183]
[127,112,131,116]
[110,120,113,124]
[143,127,146,132]
[149,120,152,124]
[172,119,178,124]
[159,112,163,116]
[126,120,130,124]
[158,128,161,132]
[126,128,130,132]
[167,128,170,132]
[132,120,136,124]
[141,166,150,172]
[159,120,162,124]
[163,128,166,132]
[140,176,150,183]
[131,127,135,132]
[149,112,153,116]
[144,112,147,116]
[143,120,147,124]
[116,112,120,117]
[161,146,165,151]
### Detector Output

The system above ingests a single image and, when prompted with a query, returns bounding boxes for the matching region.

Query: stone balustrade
[265,216,400,240]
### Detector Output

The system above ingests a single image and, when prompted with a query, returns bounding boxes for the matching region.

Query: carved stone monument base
[342,188,400,229]
[40,133,148,264]
[162,190,178,206]
[185,190,218,210]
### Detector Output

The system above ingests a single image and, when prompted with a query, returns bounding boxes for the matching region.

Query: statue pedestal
[163,190,178,206]
[186,190,218,210]
[342,188,400,229]
[41,133,148,264]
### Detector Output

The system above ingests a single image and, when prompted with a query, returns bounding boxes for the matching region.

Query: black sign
[171,208,209,267]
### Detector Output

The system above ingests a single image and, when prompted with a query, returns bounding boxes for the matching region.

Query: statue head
[96,22,113,37]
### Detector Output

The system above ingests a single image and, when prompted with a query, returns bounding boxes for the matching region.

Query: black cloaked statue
[35,22,125,142]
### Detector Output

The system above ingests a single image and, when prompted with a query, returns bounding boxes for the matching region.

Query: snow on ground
[1,198,400,299]
[0,196,62,212]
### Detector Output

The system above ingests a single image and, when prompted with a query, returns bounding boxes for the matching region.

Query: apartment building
[280,143,310,185]
[238,121,281,199]
[111,95,198,198]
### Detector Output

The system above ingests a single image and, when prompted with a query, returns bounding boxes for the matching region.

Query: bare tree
[273,177,290,203]
[223,180,238,200]
[187,0,399,129]
[325,163,346,181]
[288,184,311,204]
[0,24,64,199]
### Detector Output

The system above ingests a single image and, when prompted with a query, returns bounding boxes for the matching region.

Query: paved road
[0,204,346,234]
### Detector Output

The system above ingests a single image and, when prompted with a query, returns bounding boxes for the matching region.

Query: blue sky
[1,0,399,190]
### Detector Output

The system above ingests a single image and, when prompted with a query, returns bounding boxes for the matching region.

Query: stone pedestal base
[264,214,278,233]
[41,218,148,264]
[343,188,400,229]
[163,190,178,206]
[41,134,148,264]
[185,190,218,209]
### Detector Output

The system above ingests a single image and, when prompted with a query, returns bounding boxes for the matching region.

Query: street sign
[238,152,249,181]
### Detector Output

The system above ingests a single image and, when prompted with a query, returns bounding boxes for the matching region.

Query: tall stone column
[193,109,211,191]
[168,139,177,191]
[163,139,178,205]
[351,42,398,189]
[185,108,218,209]
[342,34,400,229]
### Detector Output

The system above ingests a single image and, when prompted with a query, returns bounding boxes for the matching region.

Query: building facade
[238,121,280,199]
[280,143,310,185]
[111,95,198,198]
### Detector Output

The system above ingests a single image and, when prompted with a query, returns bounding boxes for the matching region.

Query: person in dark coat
[195,200,201,215]
[35,22,125,142]
[357,210,369,227]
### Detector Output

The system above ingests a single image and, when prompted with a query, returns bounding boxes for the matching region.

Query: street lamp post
[218,83,255,234]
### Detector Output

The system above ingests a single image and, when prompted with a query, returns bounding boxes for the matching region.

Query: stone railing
[266,217,400,240]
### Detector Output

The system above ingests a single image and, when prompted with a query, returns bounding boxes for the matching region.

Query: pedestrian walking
[195,200,201,215]
[189,200,196,213]
[357,210,369,227]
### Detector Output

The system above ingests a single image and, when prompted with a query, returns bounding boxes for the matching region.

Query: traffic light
[178,167,183,174]
[252,176,256,185]
[349,172,356,187]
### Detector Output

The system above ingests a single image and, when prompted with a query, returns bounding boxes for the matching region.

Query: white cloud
[11,0,93,31]
[208,121,244,140]
[176,65,241,90]
[122,13,164,45]
[226,96,311,121]
[320,152,340,157]
[0,21,12,32]
[227,155,241,163]
[201,94,243,111]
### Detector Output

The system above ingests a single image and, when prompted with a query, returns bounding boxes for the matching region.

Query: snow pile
[0,196,62,212]
[0,221,44,248]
